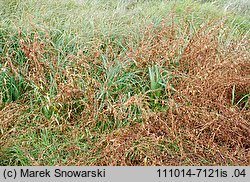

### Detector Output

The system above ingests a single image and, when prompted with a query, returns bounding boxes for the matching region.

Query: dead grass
[1,11,249,165]
[73,17,250,165]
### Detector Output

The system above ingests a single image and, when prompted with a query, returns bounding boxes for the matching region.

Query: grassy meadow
[0,0,249,165]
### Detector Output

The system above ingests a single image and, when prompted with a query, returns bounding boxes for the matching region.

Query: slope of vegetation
[0,0,249,165]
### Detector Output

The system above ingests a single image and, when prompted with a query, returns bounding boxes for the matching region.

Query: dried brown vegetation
[78,18,250,165]
[1,14,249,165]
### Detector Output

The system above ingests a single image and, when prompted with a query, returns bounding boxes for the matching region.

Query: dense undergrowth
[0,0,249,165]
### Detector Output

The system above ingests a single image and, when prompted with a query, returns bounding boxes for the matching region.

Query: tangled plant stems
[0,0,249,165]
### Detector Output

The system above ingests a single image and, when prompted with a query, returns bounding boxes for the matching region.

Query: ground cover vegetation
[0,0,249,165]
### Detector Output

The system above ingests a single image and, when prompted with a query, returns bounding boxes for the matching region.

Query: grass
[0,0,249,166]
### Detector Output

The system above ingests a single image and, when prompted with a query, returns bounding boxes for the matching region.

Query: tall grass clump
[1,0,250,166]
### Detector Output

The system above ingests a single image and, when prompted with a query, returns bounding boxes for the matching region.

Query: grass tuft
[1,0,249,166]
